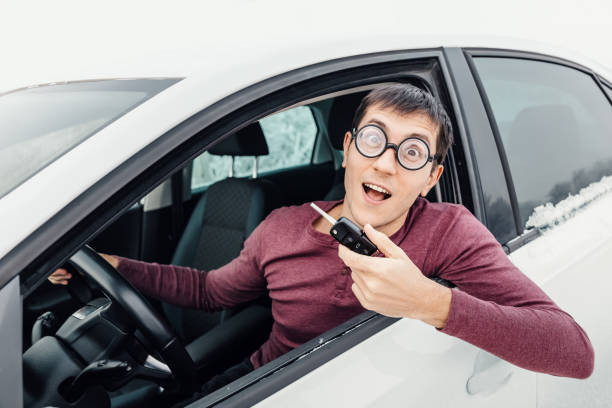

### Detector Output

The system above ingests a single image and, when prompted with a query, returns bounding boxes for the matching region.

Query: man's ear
[341,131,352,168]
[420,165,444,197]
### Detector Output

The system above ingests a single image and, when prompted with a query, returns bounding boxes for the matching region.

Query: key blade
[310,203,337,226]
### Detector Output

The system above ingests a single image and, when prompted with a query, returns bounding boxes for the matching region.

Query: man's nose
[372,147,398,175]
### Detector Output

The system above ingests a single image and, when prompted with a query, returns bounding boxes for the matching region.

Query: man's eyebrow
[366,118,433,145]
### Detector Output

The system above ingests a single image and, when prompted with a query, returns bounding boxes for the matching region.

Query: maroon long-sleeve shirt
[117,198,594,377]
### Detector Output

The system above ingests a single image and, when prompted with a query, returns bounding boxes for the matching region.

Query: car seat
[163,122,282,378]
[324,92,367,200]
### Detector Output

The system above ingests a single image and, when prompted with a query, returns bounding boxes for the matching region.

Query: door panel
[509,194,612,408]
[1,275,23,408]
[254,319,535,407]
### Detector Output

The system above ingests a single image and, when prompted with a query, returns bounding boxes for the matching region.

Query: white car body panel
[509,191,612,407]
[254,318,535,407]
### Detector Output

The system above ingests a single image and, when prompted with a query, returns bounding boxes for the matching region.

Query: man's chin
[351,211,386,230]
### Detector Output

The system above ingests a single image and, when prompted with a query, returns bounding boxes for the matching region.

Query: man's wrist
[420,281,452,329]
[100,253,119,269]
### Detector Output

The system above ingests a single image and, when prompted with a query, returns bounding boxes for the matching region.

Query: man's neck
[312,202,343,234]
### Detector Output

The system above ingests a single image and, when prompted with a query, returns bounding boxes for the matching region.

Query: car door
[7,49,542,407]
[185,48,537,408]
[466,50,612,407]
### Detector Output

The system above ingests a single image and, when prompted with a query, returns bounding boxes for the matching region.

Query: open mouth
[363,183,392,201]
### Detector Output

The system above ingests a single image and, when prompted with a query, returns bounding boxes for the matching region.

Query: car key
[310,203,378,255]
[310,203,455,287]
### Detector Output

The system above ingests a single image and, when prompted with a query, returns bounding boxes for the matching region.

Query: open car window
[17,51,464,408]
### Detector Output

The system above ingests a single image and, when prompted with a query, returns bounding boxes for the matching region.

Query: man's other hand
[338,224,452,329]
[48,268,72,285]
[47,253,119,285]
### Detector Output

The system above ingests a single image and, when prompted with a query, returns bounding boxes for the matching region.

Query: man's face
[341,104,444,235]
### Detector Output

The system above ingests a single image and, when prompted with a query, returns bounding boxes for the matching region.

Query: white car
[1,27,612,408]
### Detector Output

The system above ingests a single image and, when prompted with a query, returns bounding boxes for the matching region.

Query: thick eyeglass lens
[355,126,386,156]
[398,138,429,169]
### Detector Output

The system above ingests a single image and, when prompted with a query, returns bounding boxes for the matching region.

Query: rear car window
[473,58,612,227]
[191,105,317,190]
[0,78,180,199]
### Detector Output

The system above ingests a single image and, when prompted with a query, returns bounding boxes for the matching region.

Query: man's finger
[49,276,69,285]
[338,244,382,271]
[350,270,369,294]
[54,270,71,277]
[364,224,410,260]
[51,269,72,279]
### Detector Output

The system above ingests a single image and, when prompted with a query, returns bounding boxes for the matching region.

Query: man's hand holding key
[338,224,452,329]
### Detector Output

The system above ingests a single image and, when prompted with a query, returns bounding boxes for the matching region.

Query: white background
[1,0,611,93]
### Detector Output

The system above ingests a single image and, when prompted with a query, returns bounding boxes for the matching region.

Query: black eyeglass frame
[351,124,442,171]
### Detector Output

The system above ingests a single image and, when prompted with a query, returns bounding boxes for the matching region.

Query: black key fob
[331,217,378,255]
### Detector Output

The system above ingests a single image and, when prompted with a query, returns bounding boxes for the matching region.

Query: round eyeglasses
[351,124,441,171]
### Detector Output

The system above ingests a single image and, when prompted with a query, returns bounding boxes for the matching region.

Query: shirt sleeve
[433,207,594,379]
[115,218,268,311]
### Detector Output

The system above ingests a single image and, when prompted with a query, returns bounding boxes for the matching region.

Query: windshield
[0,78,180,198]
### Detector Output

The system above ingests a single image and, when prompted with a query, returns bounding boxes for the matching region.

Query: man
[50,84,594,391]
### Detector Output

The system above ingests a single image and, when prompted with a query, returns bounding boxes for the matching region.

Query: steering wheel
[68,246,198,393]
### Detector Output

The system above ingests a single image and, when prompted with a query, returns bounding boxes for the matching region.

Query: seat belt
[170,171,184,247]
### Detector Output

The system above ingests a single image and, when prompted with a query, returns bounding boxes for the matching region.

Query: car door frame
[7,48,484,408]
[186,48,517,407]
[217,45,609,407]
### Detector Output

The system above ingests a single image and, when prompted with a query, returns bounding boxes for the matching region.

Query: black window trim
[462,50,523,237]
[189,310,393,407]
[1,49,473,406]
[441,47,515,243]
[462,47,612,250]
[600,75,612,91]
[596,75,612,105]
[306,105,321,164]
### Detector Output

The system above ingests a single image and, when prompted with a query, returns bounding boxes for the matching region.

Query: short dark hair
[351,84,453,166]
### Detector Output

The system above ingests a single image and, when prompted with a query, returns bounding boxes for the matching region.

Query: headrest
[509,105,577,149]
[209,122,269,156]
[328,92,368,150]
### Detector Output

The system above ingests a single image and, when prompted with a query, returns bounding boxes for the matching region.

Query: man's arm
[339,213,594,379]
[432,209,594,379]
[50,220,268,311]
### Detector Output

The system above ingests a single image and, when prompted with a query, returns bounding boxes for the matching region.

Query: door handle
[466,351,513,396]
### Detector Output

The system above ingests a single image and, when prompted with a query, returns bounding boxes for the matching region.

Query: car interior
[20,82,463,408]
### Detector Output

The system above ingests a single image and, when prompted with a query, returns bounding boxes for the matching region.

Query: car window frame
[443,48,516,244]
[7,49,473,407]
[463,47,612,252]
